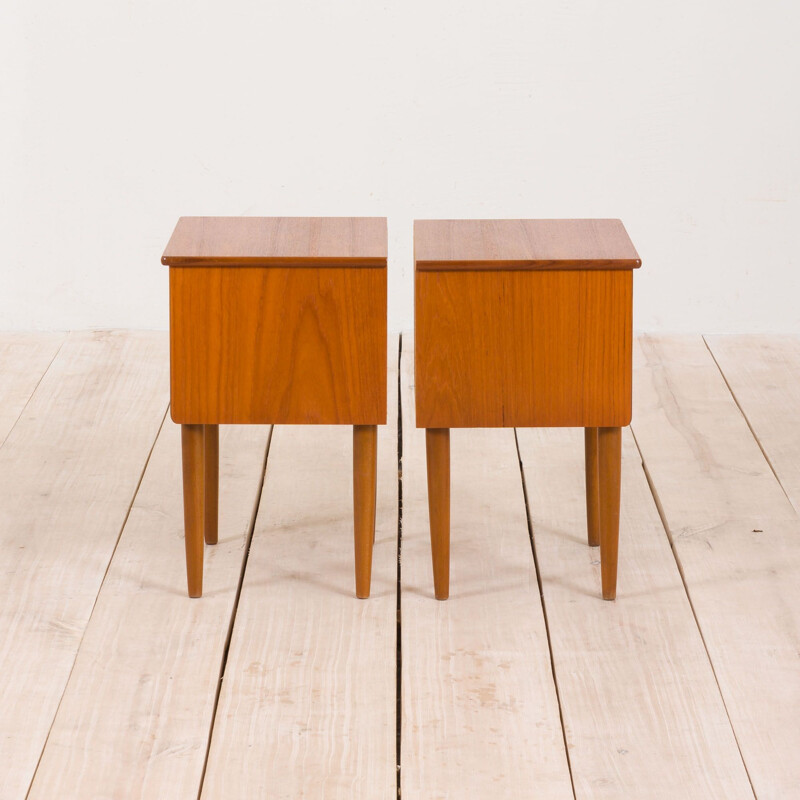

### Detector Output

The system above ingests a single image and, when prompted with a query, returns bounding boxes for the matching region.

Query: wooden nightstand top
[162,216,388,268]
[414,219,641,271]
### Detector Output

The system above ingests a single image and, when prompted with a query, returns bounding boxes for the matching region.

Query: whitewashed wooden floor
[1,331,799,799]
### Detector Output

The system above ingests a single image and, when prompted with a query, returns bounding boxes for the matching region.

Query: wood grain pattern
[0,332,65,447]
[415,269,633,427]
[632,335,800,798]
[516,425,754,799]
[414,219,641,270]
[200,346,399,800]
[163,216,387,268]
[170,266,387,424]
[0,331,169,799]
[401,344,574,799]
[28,421,270,800]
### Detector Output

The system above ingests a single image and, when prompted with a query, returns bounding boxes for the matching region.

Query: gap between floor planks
[632,334,800,799]
[517,425,753,799]
[0,332,66,449]
[198,343,400,799]
[400,341,574,799]
[6,332,798,799]
[0,331,170,799]
[26,421,271,799]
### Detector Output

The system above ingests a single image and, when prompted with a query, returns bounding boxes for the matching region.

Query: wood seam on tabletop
[24,404,170,799]
[513,428,578,800]
[196,427,274,800]
[701,335,797,514]
[0,334,66,451]
[627,424,757,799]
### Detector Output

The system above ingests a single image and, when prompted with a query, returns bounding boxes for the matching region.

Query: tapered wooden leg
[181,424,204,598]
[584,427,600,547]
[598,426,622,601]
[426,428,450,600]
[204,425,219,545]
[353,425,378,599]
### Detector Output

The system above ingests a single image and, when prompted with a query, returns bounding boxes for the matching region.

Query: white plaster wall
[2,0,798,332]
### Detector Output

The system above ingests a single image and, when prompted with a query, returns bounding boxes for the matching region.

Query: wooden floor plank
[632,335,800,799]
[0,332,65,447]
[5,329,798,799]
[634,336,797,531]
[27,421,270,799]
[0,331,169,799]
[705,334,800,511]
[516,426,753,799]
[400,344,573,800]
[200,344,399,800]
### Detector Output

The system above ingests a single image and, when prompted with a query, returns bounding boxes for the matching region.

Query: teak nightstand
[163,216,387,599]
[414,219,641,601]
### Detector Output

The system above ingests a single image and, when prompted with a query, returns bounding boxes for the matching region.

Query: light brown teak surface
[414,219,641,271]
[167,217,387,425]
[163,216,387,267]
[415,269,633,427]
[170,266,387,424]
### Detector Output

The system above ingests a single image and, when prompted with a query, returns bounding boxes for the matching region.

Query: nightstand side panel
[415,269,632,427]
[170,266,387,424]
